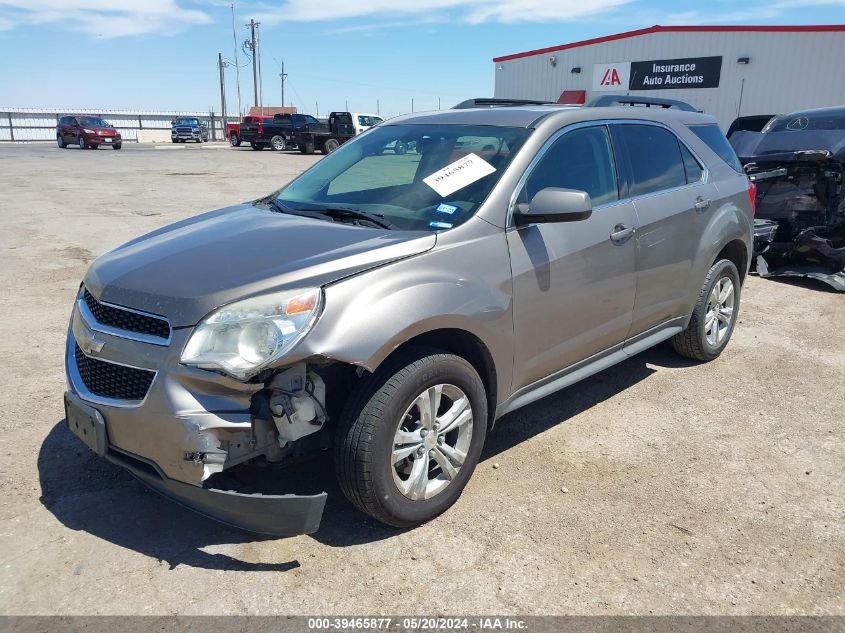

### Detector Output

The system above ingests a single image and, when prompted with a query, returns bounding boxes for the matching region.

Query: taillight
[257,124,264,135]
[747,179,757,216]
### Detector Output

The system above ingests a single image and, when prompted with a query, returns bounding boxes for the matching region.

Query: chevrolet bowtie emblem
[78,323,105,355]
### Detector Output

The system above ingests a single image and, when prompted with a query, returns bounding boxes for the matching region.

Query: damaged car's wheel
[335,348,487,527]
[671,258,741,361]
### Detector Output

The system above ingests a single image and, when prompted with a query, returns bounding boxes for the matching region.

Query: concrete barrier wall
[0,108,238,142]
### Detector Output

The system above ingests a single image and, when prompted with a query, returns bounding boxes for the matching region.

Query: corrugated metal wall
[0,109,239,142]
[493,31,845,128]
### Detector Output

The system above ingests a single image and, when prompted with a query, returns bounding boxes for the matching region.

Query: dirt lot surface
[0,143,842,616]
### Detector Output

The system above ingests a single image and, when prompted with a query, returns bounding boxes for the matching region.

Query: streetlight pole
[230,4,242,117]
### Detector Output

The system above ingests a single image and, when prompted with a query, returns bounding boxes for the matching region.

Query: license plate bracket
[65,393,108,456]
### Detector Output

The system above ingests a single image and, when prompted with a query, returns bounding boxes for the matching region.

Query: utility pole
[230,4,242,117]
[245,19,260,113]
[345,99,348,111]
[377,99,380,115]
[279,61,287,108]
[218,53,227,142]
[256,22,263,114]
[315,101,319,117]
[411,98,414,113]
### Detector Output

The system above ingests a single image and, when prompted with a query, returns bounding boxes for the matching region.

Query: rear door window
[688,124,743,172]
[522,125,619,206]
[617,124,687,196]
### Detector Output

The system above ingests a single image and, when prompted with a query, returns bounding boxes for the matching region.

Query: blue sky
[1,0,843,118]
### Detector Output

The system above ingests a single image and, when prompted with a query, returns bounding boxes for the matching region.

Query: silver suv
[64,97,754,536]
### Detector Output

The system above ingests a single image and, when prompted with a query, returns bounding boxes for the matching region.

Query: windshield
[174,118,200,126]
[79,117,110,127]
[276,124,531,231]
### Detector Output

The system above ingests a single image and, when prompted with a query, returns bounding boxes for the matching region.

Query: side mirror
[515,187,593,225]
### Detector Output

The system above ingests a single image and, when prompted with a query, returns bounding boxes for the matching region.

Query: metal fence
[0,108,239,142]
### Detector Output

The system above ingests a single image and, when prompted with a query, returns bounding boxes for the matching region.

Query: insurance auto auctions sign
[629,56,722,90]
[592,56,722,92]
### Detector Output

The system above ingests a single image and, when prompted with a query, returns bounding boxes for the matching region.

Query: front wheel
[112,144,122,150]
[671,258,741,361]
[251,142,264,151]
[335,348,487,528]
[57,135,67,149]
[321,138,340,154]
[78,137,88,149]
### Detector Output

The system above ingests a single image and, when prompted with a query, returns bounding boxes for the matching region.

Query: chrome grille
[82,289,170,340]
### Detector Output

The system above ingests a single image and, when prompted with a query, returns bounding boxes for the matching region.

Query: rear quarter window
[689,124,743,173]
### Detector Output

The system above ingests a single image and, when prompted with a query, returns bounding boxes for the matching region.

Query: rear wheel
[671,259,741,361]
[230,134,240,147]
[271,135,286,151]
[251,142,264,151]
[57,135,67,149]
[78,137,87,149]
[112,144,122,150]
[322,138,340,154]
[335,348,487,527]
[394,142,407,155]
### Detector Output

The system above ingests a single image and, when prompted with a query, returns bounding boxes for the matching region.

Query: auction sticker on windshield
[423,153,496,197]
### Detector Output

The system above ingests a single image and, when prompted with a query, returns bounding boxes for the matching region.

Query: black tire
[230,134,240,147]
[78,136,87,149]
[57,135,67,149]
[671,259,741,362]
[271,135,286,151]
[112,144,121,150]
[299,145,308,154]
[335,348,488,528]
[395,142,407,155]
[322,138,340,154]
[251,142,265,151]
[303,141,316,155]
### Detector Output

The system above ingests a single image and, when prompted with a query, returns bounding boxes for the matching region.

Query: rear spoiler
[453,95,697,112]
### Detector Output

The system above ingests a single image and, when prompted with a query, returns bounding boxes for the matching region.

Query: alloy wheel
[705,277,735,346]
[391,384,473,501]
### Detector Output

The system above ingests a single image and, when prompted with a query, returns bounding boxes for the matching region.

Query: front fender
[296,220,515,404]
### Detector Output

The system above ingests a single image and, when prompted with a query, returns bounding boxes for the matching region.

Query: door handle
[694,197,711,212]
[610,224,635,243]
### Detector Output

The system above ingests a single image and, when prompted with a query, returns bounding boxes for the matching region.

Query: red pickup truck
[228,116,274,147]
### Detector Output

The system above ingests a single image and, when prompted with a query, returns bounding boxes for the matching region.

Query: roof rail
[452,97,557,109]
[586,95,697,112]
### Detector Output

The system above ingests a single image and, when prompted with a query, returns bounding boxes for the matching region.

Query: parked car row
[233,111,385,155]
[54,110,384,154]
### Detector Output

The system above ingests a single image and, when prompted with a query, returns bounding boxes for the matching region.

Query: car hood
[84,203,436,326]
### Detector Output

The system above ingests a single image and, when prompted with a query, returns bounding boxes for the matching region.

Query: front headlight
[180,288,322,380]
[83,128,95,134]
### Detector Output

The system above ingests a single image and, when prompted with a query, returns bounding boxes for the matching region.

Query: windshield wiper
[263,199,396,230]
[307,207,397,230]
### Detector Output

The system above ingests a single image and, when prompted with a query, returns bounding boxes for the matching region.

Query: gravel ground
[0,142,842,615]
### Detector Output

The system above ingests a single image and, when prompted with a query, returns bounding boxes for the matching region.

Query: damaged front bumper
[63,292,328,537]
[65,391,326,535]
